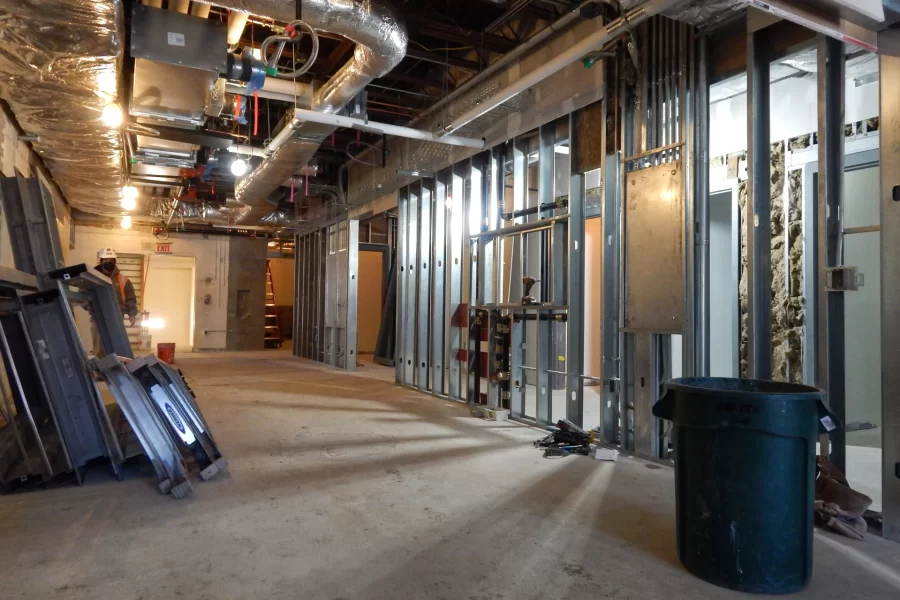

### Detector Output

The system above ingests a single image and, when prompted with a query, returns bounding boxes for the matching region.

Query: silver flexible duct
[0,0,126,216]
[202,0,407,222]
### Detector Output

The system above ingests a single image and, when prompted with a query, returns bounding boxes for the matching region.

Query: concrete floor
[2,350,900,599]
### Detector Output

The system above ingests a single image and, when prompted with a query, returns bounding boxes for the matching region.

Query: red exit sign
[156,243,172,254]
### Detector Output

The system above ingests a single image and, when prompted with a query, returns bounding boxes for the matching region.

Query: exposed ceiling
[119,0,595,232]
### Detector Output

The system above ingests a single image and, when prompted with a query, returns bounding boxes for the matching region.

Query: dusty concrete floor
[2,350,900,599]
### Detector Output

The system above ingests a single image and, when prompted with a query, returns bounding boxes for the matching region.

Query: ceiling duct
[200,0,408,223]
[0,0,126,216]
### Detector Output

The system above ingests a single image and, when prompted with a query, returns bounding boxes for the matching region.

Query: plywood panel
[624,160,684,331]
[585,217,603,377]
[357,251,384,353]
[268,257,295,306]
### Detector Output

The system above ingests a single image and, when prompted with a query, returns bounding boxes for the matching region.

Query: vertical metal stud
[432,171,448,395]
[681,21,695,377]
[416,180,433,391]
[396,187,408,382]
[536,310,551,425]
[633,332,652,457]
[602,155,620,443]
[448,162,466,400]
[406,185,419,386]
[346,220,359,372]
[566,110,585,426]
[694,33,710,376]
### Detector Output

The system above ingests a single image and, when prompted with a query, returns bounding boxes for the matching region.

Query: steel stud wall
[293,219,358,371]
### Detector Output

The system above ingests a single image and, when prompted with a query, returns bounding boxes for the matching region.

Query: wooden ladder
[264,260,283,348]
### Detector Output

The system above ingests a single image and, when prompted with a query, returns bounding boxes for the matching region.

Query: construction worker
[91,248,138,357]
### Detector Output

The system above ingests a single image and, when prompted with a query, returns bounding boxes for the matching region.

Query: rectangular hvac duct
[131,3,227,73]
[131,59,215,127]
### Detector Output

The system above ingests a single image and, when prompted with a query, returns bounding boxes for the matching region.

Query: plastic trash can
[652,377,838,595]
[157,343,176,365]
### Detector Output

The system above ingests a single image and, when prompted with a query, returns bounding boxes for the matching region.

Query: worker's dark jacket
[94,264,138,319]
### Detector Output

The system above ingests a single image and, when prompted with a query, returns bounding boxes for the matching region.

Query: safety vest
[116,273,127,307]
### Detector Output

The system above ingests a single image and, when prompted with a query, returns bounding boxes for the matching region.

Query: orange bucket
[157,343,176,364]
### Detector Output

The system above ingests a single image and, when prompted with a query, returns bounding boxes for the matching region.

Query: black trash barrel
[652,378,838,595]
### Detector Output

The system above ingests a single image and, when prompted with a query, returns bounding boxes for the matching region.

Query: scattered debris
[471,406,510,421]
[534,420,592,458]
[591,447,618,461]
[814,456,873,539]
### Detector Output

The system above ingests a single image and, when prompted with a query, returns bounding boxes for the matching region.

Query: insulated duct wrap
[0,0,125,215]
[148,198,253,224]
[621,0,744,28]
[200,0,407,222]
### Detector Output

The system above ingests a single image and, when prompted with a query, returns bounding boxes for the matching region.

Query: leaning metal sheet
[624,160,685,332]
[20,290,124,476]
[131,356,225,481]
[96,355,192,498]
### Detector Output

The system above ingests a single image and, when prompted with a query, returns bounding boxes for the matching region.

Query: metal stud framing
[293,219,356,372]
[618,16,694,459]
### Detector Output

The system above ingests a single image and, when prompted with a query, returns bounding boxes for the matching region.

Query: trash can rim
[665,377,822,397]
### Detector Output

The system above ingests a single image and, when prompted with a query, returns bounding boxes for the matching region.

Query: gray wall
[843,166,881,447]
[226,236,267,351]
[709,191,736,377]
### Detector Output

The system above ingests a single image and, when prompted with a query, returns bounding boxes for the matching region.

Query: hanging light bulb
[120,215,132,230]
[121,196,137,211]
[101,103,123,127]
[122,185,138,199]
[231,157,248,176]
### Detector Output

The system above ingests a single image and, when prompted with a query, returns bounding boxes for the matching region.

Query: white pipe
[283,108,485,150]
[227,11,249,47]
[189,2,211,17]
[227,144,267,158]
[440,0,670,135]
[224,78,314,104]
[169,0,190,13]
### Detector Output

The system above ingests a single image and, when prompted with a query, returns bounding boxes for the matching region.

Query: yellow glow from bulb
[121,196,137,211]
[101,103,123,128]
[120,215,132,230]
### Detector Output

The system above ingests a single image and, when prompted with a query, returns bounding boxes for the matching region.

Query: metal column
[816,35,846,470]
[746,24,772,380]
[879,51,900,543]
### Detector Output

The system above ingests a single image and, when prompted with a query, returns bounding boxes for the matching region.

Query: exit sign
[156,243,172,254]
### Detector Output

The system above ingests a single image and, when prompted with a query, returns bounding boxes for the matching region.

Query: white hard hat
[98,248,117,260]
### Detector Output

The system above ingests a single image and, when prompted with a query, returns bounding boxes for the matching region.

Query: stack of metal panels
[94,354,226,499]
